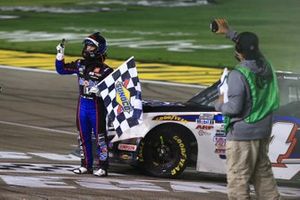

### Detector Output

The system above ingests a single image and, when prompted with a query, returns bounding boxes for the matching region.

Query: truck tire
[139,124,190,178]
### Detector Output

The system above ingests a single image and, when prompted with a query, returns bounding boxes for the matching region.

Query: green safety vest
[224,63,280,132]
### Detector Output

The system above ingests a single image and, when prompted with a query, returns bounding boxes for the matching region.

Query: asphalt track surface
[0,67,300,200]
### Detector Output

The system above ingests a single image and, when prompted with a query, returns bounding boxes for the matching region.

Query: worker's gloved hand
[211,18,230,34]
[218,68,229,103]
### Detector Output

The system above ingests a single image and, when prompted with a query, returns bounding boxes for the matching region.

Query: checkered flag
[97,57,143,137]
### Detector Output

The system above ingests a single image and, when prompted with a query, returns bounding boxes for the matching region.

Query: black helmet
[82,32,107,60]
[235,32,259,60]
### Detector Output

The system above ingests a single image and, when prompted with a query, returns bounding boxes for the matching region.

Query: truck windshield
[277,73,300,106]
[187,72,300,108]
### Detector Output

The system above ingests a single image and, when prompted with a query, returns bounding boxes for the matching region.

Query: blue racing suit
[55,58,113,171]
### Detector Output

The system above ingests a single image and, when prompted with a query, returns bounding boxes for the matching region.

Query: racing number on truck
[269,122,298,167]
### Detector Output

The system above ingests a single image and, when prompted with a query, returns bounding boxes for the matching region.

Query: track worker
[213,19,281,200]
[55,32,113,177]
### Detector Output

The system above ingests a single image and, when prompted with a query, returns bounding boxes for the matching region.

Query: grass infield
[0,0,299,72]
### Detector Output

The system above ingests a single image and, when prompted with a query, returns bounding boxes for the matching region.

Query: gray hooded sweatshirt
[214,30,274,141]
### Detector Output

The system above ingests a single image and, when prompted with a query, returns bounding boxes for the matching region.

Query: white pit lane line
[0,120,77,135]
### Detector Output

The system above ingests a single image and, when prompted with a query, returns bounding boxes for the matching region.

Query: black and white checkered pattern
[97,57,143,136]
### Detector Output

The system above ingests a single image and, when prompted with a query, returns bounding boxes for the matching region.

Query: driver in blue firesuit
[55,32,113,177]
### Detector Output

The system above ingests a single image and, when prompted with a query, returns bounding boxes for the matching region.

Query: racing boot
[93,168,108,177]
[73,166,93,174]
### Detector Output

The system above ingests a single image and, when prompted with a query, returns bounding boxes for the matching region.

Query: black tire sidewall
[140,125,189,178]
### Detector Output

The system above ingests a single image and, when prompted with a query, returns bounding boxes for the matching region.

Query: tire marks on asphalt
[0,151,299,198]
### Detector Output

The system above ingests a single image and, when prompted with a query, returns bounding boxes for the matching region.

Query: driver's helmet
[82,32,107,60]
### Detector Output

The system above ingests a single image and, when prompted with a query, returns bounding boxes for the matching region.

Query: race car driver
[55,32,113,177]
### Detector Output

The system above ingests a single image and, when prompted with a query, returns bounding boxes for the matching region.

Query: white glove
[89,86,100,96]
[218,68,229,103]
[56,42,65,61]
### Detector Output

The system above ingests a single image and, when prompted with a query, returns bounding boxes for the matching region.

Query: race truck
[106,71,300,180]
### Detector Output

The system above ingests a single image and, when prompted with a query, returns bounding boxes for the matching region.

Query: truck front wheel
[138,125,190,178]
